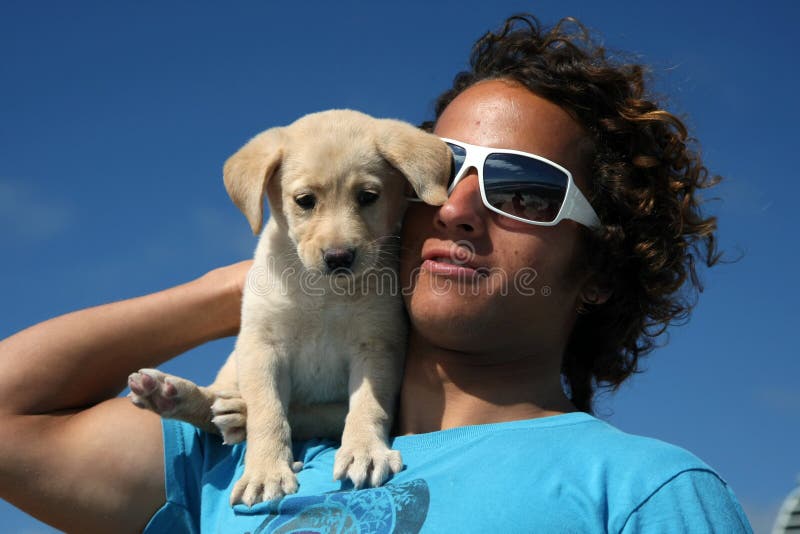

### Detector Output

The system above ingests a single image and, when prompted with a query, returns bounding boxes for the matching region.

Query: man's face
[400,79,594,359]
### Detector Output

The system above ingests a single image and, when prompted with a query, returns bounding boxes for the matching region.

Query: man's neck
[396,332,576,435]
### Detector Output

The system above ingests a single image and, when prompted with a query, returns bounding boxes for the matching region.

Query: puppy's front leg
[334,347,403,488]
[231,333,297,506]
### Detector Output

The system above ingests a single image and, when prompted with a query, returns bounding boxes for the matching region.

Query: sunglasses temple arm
[564,187,602,230]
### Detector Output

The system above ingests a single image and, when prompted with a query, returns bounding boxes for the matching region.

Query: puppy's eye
[295,194,316,210]
[357,190,380,207]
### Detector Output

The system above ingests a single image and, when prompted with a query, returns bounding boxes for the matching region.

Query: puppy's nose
[323,248,356,271]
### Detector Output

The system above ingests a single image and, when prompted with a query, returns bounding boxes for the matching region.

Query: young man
[0,15,752,533]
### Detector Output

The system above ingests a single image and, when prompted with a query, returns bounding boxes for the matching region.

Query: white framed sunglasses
[409,137,601,231]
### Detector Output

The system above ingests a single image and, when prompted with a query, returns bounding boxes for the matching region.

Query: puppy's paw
[127,368,197,418]
[333,437,403,489]
[230,461,299,506]
[211,396,247,445]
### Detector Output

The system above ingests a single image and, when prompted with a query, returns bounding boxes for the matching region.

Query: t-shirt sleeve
[143,418,205,534]
[619,469,753,534]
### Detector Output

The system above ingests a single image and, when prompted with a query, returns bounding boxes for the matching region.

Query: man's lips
[421,259,484,279]
[420,247,489,278]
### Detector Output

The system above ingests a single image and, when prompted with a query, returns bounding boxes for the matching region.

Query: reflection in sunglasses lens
[483,153,568,223]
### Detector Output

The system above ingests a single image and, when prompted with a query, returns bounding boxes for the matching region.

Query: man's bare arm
[0,262,250,533]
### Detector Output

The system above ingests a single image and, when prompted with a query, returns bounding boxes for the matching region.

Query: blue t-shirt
[144,412,752,533]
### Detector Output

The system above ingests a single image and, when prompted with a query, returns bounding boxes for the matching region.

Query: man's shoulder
[487,414,750,531]
[564,414,713,472]
[474,412,712,472]
[461,413,721,500]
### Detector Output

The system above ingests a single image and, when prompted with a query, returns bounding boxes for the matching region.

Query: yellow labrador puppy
[128,109,450,506]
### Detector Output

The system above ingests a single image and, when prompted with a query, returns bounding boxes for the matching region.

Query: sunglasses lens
[483,153,568,223]
[445,142,467,187]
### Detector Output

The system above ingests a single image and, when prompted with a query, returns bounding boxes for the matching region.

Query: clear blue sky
[1,1,797,532]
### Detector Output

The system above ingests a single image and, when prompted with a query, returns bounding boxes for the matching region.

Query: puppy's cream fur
[128,109,450,506]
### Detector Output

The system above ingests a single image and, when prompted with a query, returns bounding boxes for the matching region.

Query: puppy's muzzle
[323,247,356,273]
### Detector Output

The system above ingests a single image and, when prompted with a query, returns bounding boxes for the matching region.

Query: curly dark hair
[422,14,721,413]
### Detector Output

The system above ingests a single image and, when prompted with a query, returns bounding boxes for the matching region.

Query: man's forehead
[435,80,591,176]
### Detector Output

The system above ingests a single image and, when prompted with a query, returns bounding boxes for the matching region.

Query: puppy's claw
[127,391,146,409]
[230,464,299,506]
[213,415,246,445]
[371,450,402,487]
[211,397,247,445]
[128,369,157,397]
[333,440,403,489]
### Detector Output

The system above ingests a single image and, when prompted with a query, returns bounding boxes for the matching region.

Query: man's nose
[434,169,486,235]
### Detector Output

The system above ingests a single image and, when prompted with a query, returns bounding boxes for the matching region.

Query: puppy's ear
[223,128,284,234]
[375,120,450,206]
